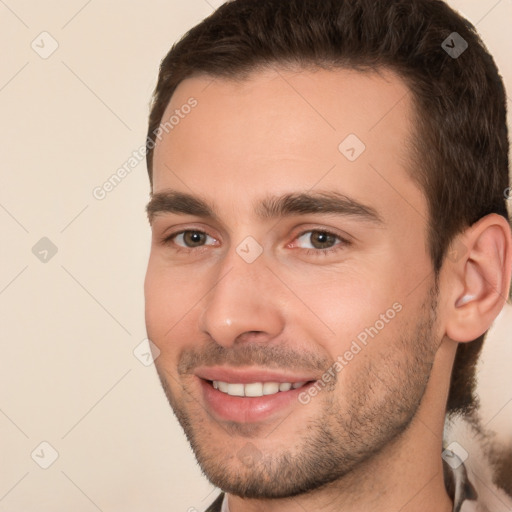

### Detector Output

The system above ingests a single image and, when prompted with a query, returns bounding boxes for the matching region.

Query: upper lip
[194,366,318,384]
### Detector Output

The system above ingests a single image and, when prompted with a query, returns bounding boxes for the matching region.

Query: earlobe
[445,214,512,343]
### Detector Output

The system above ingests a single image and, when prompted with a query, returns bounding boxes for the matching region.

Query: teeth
[218,381,229,393]
[212,380,308,397]
[245,383,263,397]
[228,383,245,397]
[263,382,279,395]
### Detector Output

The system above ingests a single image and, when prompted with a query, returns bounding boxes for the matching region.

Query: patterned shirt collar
[443,449,478,512]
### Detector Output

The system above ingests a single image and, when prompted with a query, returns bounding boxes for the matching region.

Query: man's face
[145,67,444,498]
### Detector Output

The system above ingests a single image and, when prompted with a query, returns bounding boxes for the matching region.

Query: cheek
[144,259,202,351]
[144,260,168,335]
[282,265,403,344]
[280,264,424,382]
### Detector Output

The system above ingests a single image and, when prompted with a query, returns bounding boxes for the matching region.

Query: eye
[296,231,339,249]
[163,230,217,249]
[290,229,350,255]
[159,228,349,257]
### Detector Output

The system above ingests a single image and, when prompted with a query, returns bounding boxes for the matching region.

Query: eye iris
[311,231,336,249]
[184,231,206,247]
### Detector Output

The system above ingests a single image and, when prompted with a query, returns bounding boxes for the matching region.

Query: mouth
[210,380,309,397]
[194,367,318,423]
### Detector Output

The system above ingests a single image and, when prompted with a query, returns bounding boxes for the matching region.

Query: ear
[444,213,512,343]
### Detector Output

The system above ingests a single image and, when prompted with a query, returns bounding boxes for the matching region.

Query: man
[143,0,512,510]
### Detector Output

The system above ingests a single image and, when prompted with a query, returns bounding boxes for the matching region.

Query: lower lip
[199,379,315,423]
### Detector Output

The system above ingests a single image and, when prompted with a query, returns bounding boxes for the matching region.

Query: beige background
[0,1,511,510]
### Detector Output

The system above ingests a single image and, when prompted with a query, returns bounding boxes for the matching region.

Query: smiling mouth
[208,380,314,397]
[197,375,318,423]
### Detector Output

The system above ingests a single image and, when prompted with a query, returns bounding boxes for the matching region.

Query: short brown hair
[146,0,510,416]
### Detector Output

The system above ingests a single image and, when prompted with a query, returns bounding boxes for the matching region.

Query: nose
[198,250,285,348]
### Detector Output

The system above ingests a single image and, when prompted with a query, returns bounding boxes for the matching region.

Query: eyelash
[160,229,351,257]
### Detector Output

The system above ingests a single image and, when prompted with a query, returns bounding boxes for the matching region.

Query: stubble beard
[155,286,440,499]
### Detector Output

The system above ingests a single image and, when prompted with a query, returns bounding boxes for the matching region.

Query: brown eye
[296,230,340,250]
[168,230,216,248]
[309,231,338,249]
[182,231,208,247]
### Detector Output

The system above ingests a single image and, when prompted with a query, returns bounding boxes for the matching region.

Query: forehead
[152,66,426,225]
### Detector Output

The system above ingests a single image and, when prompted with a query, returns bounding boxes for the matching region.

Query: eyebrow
[146,190,383,225]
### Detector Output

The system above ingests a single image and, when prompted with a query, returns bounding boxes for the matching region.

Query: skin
[144,66,512,511]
